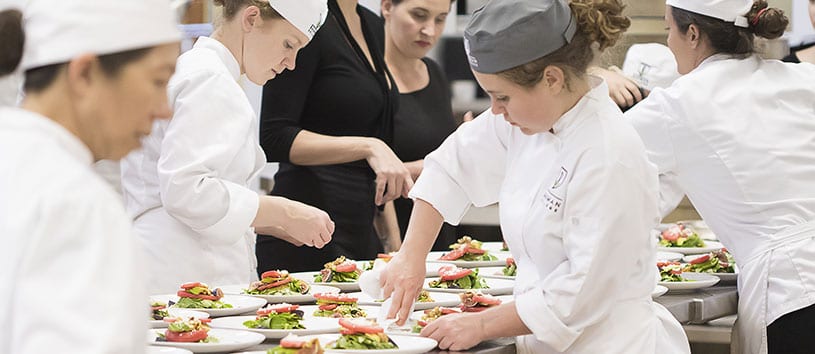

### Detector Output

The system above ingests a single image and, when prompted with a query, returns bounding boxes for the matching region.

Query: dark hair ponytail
[0,9,25,76]
[747,0,787,40]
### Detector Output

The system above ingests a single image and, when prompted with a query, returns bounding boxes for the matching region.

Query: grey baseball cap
[464,0,577,74]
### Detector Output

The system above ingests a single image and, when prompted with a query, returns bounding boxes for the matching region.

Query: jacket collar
[2,107,93,165]
[194,36,241,82]
[550,75,607,138]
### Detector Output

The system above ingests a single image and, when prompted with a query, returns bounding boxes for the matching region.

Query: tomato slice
[179,282,203,290]
[505,257,515,267]
[335,262,357,273]
[261,270,287,280]
[258,303,300,315]
[177,290,219,301]
[257,277,293,291]
[313,293,358,303]
[438,266,473,281]
[440,247,465,261]
[280,334,306,349]
[165,329,208,343]
[472,294,502,306]
[338,318,383,334]
[690,254,711,265]
[318,303,338,311]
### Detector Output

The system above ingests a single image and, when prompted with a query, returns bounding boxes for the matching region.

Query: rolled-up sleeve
[158,70,259,243]
[514,146,660,351]
[409,110,512,225]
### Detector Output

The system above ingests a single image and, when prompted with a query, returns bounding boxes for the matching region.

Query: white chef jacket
[0,108,146,353]
[627,54,815,353]
[121,36,266,295]
[410,78,690,354]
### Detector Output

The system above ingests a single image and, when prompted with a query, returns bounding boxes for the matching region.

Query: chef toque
[21,0,181,71]
[622,43,680,90]
[463,0,577,74]
[666,0,753,28]
[268,0,328,40]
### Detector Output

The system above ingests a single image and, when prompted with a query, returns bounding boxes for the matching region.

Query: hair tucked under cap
[666,0,753,27]
[463,0,577,74]
[21,0,181,71]
[268,0,328,40]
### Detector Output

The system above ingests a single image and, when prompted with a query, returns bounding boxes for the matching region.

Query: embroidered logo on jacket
[544,167,568,213]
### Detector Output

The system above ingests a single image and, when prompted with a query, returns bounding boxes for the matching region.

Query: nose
[490,98,505,116]
[153,97,173,121]
[283,53,297,71]
[421,22,435,37]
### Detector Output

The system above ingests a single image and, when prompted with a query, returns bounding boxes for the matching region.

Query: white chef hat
[622,43,680,90]
[21,0,181,71]
[268,0,328,40]
[666,0,753,28]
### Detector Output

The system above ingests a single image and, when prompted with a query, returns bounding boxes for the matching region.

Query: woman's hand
[365,138,414,206]
[256,196,334,248]
[421,312,486,351]
[590,66,645,108]
[380,251,426,325]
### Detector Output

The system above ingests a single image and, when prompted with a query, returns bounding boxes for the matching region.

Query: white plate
[149,309,210,328]
[480,241,508,253]
[656,251,684,261]
[219,284,341,304]
[348,291,462,311]
[658,272,720,292]
[290,271,361,292]
[478,266,515,280]
[151,294,267,317]
[424,277,514,296]
[296,304,381,319]
[651,285,669,298]
[425,251,507,268]
[146,347,193,354]
[209,316,340,339]
[657,241,725,255]
[321,333,437,354]
[147,328,265,353]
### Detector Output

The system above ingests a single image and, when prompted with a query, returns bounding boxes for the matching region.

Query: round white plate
[480,241,508,253]
[658,272,720,291]
[290,271,361,292]
[657,241,725,255]
[149,309,210,328]
[209,316,339,339]
[424,277,514,296]
[219,284,341,304]
[348,291,462,311]
[151,294,267,318]
[146,347,193,354]
[478,266,515,280]
[296,304,381,319]
[656,251,684,261]
[425,251,507,268]
[651,285,669,298]
[147,328,265,353]
[323,333,438,354]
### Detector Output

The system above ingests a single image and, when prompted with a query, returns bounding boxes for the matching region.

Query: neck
[384,30,424,80]
[337,0,358,17]
[21,85,91,158]
[210,20,245,74]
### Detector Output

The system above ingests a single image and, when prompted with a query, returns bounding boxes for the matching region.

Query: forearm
[399,198,444,260]
[477,303,532,339]
[373,202,402,252]
[289,130,377,165]
[405,159,424,180]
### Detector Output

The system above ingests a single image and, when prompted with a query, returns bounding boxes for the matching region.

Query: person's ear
[65,54,98,98]
[381,0,393,19]
[241,5,261,32]
[542,65,566,94]
[687,23,701,49]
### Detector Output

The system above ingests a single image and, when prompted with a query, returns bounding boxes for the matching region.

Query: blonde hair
[498,0,630,89]
[213,0,282,21]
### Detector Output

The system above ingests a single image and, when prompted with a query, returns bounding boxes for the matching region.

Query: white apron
[735,220,815,354]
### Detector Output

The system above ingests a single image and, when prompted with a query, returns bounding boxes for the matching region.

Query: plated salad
[684,248,736,273]
[441,236,498,261]
[459,290,502,312]
[330,318,397,350]
[246,270,310,296]
[315,256,361,283]
[313,293,367,318]
[658,261,693,282]
[502,257,516,277]
[151,301,169,320]
[659,223,705,248]
[156,317,217,343]
[428,265,489,289]
[243,303,305,330]
[362,253,396,271]
[267,334,324,354]
[174,282,233,309]
[412,307,461,333]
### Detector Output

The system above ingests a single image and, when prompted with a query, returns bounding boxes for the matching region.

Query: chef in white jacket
[121,0,335,294]
[0,1,180,353]
[379,1,690,353]
[626,1,815,353]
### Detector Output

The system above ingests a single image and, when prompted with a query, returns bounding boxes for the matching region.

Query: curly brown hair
[497,0,630,90]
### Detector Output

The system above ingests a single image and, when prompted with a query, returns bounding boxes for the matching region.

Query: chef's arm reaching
[589,66,645,108]
[373,201,402,252]
[382,199,444,322]
[288,130,413,206]
[252,196,334,248]
[422,302,531,351]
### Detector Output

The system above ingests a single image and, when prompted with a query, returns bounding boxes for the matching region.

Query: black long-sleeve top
[257,0,398,272]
